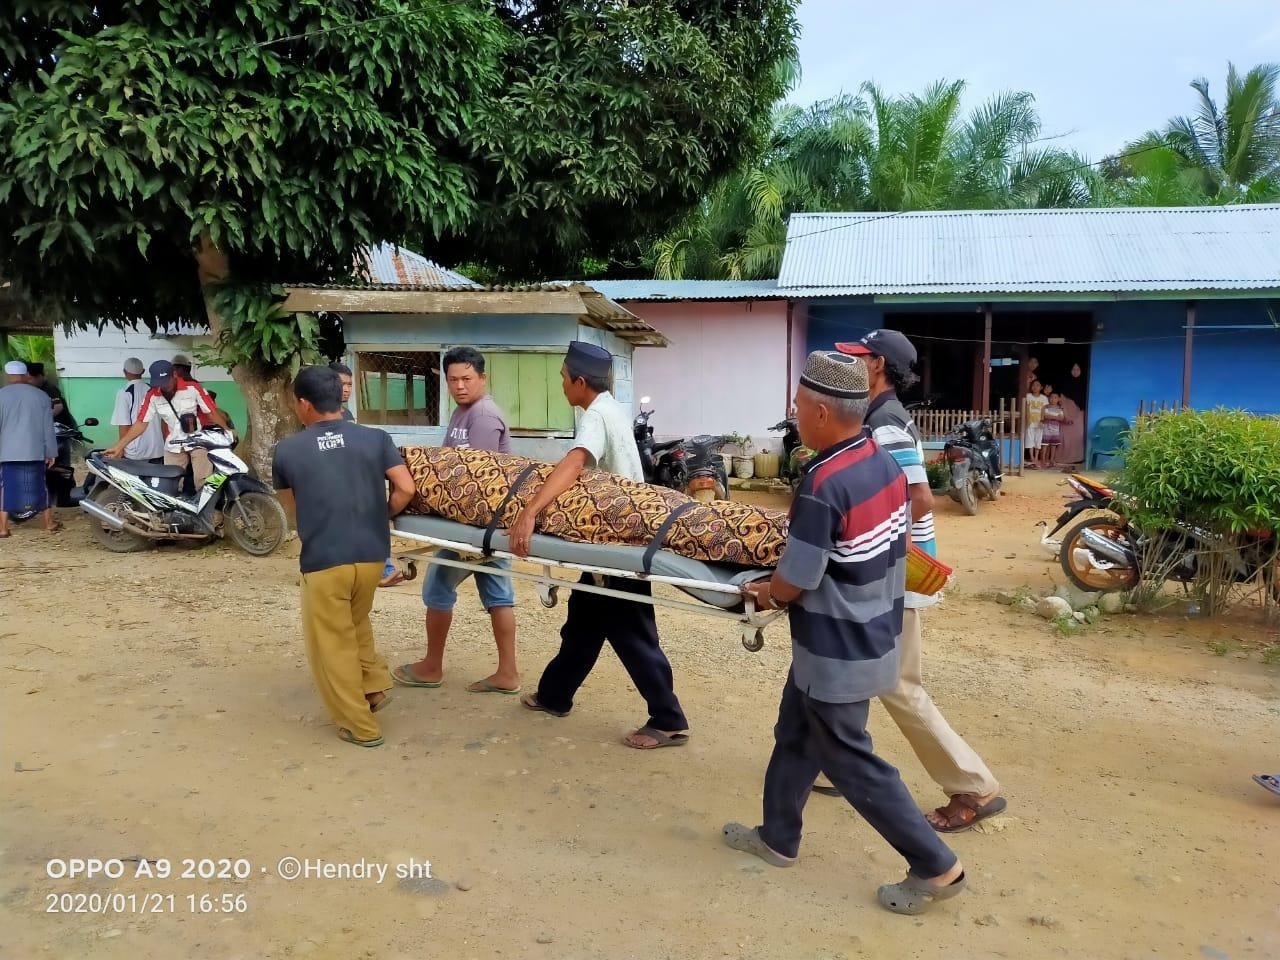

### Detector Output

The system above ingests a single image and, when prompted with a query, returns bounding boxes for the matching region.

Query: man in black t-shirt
[272,366,416,748]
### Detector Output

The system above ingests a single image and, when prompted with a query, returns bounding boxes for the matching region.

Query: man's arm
[908,480,933,524]
[508,447,591,558]
[276,487,296,525]
[386,464,414,517]
[43,411,57,464]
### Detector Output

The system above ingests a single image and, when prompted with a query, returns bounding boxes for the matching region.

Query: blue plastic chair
[1089,417,1131,469]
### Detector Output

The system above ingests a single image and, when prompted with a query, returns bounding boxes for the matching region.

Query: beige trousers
[164,448,213,488]
[878,607,1000,799]
[300,563,392,741]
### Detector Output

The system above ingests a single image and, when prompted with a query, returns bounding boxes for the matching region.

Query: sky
[790,0,1280,160]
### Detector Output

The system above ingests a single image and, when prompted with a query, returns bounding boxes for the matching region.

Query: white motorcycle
[80,427,287,555]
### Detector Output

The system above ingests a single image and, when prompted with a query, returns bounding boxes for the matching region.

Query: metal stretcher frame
[390,529,785,652]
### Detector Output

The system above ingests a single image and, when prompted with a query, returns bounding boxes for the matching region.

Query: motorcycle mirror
[640,396,651,405]
[83,417,100,427]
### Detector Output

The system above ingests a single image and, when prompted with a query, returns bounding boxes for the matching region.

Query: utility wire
[785,140,1179,243]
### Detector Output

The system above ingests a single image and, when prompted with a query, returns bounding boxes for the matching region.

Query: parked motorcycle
[8,417,99,522]
[943,418,1003,516]
[769,416,815,490]
[1047,473,1279,597]
[682,434,731,502]
[633,399,687,489]
[80,427,287,555]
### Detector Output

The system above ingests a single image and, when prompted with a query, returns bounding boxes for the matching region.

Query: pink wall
[627,299,792,447]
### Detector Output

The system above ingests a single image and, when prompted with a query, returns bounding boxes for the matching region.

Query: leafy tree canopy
[0,0,800,330]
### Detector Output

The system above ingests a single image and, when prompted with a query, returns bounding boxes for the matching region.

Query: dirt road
[1,472,1277,959]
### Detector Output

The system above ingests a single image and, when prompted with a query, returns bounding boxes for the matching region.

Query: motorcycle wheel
[957,481,979,516]
[1058,516,1140,593]
[87,487,152,553]
[223,492,288,556]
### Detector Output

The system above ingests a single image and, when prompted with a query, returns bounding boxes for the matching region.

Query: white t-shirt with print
[572,391,644,482]
[138,382,216,453]
[1025,393,1048,426]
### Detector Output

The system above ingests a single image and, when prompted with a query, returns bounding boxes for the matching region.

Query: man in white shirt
[106,360,229,486]
[109,358,165,462]
[509,341,688,750]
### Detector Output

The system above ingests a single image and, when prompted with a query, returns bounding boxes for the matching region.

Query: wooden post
[922,347,933,400]
[980,305,993,410]
[1182,301,1195,408]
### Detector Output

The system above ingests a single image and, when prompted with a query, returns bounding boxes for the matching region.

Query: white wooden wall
[54,326,235,382]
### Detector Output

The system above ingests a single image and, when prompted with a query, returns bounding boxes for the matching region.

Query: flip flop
[1254,774,1280,797]
[812,783,843,798]
[519,692,568,717]
[337,727,383,748]
[368,692,393,713]
[928,794,1008,833]
[44,522,63,534]
[623,726,689,750]
[877,871,967,915]
[378,571,407,588]
[466,679,521,695]
[721,823,796,867]
[391,664,442,688]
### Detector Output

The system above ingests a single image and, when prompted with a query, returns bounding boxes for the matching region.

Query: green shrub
[1116,409,1280,617]
[1119,409,1280,534]
[925,456,950,491]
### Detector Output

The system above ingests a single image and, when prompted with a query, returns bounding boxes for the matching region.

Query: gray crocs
[877,871,967,915]
[721,823,796,868]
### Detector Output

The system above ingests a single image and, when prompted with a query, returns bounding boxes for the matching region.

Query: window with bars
[354,351,442,425]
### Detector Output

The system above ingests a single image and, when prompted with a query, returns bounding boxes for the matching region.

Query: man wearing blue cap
[508,341,689,750]
[106,360,229,488]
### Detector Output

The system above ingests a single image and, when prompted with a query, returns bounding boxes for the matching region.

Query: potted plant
[722,432,754,479]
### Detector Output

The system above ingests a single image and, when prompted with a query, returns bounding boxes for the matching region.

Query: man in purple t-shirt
[392,347,520,695]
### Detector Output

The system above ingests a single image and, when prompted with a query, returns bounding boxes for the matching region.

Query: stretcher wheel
[741,628,765,652]
[402,561,419,583]
[538,584,560,608]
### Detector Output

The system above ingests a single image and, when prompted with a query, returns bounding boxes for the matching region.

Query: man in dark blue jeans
[723,351,966,916]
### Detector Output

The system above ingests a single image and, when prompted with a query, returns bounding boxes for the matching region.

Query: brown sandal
[928,794,1007,833]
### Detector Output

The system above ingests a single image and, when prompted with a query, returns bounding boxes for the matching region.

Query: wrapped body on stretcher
[389,448,953,651]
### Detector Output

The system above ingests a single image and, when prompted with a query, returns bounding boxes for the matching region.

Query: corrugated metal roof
[357,244,480,288]
[777,204,1280,294]
[289,281,572,293]
[588,279,784,301]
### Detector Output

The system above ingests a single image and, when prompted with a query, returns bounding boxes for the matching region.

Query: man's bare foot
[484,672,520,691]
[366,691,391,712]
[402,661,441,685]
[622,727,689,749]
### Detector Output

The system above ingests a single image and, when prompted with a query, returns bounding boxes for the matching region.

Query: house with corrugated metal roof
[53,246,662,457]
[602,204,1280,464]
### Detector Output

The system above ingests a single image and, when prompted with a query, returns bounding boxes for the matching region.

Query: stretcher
[390,515,786,651]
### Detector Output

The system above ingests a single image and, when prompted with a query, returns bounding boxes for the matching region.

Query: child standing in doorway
[1024,380,1048,468]
[1041,392,1064,468]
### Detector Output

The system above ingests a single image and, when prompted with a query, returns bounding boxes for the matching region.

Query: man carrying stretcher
[509,341,691,750]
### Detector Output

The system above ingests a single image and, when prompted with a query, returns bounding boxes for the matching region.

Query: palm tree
[654,80,1088,279]
[1107,62,1280,203]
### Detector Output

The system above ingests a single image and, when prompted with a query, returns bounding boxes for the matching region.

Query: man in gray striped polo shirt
[723,351,966,916]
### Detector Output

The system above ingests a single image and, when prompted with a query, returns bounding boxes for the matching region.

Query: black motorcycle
[9,417,99,522]
[943,418,1003,516]
[683,434,731,502]
[1045,472,1279,600]
[770,416,815,490]
[633,399,687,490]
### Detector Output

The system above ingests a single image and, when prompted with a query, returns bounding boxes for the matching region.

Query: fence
[913,397,1024,477]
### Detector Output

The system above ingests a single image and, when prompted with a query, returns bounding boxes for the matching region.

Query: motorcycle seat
[103,458,187,480]
[652,439,683,453]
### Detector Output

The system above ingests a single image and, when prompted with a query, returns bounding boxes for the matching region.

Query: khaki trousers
[878,607,1000,798]
[164,448,213,488]
[300,563,392,741]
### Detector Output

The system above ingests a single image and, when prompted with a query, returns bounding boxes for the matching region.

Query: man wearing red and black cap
[834,330,1006,834]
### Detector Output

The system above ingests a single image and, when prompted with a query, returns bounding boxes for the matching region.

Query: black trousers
[758,671,956,878]
[535,574,688,731]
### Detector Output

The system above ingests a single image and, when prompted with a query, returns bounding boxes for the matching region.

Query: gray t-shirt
[0,383,57,463]
[573,391,643,482]
[272,419,404,573]
[444,395,510,452]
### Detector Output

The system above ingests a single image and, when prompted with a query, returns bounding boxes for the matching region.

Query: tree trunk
[194,234,296,480]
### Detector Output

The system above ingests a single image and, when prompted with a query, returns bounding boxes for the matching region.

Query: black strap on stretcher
[641,502,699,575]
[483,464,541,556]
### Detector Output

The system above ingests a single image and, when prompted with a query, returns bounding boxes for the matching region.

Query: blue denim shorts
[422,550,516,611]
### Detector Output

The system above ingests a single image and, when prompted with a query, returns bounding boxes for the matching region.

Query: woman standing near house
[1057,363,1087,469]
